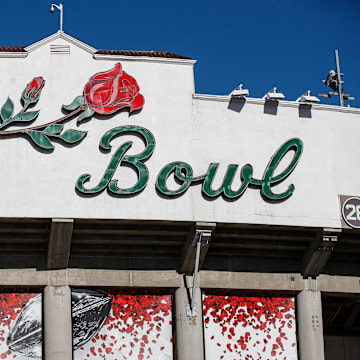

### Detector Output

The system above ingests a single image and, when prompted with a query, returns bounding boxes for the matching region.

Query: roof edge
[193,93,360,114]
[95,49,192,60]
[0,33,193,62]
[0,52,27,58]
[94,53,196,65]
[25,31,97,54]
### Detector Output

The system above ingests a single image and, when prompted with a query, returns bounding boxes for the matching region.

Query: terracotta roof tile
[95,49,192,60]
[0,45,191,59]
[0,46,26,52]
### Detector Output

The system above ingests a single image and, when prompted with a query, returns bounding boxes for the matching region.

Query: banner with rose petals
[0,292,42,360]
[73,291,173,360]
[203,294,297,360]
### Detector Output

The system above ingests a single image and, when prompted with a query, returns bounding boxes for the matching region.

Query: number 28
[345,204,360,221]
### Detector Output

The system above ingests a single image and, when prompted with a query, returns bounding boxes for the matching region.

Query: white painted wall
[0,32,359,228]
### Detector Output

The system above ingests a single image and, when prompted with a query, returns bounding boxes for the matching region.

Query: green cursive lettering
[76,125,155,195]
[155,138,303,201]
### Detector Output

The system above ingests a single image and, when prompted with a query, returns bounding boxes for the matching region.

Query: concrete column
[175,279,204,360]
[297,279,325,360]
[44,285,72,360]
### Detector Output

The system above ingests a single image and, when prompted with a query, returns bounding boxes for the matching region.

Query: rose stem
[0,105,86,136]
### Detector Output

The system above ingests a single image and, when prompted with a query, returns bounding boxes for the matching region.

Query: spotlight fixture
[323,70,339,92]
[318,50,354,106]
[230,84,249,98]
[263,87,285,101]
[296,90,320,104]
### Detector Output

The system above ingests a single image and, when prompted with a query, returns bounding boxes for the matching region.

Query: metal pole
[59,3,63,32]
[190,234,202,314]
[334,49,344,106]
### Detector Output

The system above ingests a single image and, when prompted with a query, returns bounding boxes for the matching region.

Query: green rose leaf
[1,97,14,123]
[59,129,87,144]
[77,106,95,124]
[62,95,86,111]
[26,130,54,150]
[12,110,40,123]
[43,124,64,135]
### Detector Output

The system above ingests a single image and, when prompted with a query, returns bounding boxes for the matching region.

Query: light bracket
[263,87,285,101]
[296,90,320,104]
[186,304,197,317]
[230,84,249,98]
[192,229,211,246]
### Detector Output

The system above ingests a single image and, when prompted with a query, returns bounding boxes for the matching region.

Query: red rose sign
[84,63,144,115]
[0,62,145,151]
[62,62,145,124]
[22,77,45,105]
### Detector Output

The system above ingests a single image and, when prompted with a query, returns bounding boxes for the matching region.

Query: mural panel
[203,294,297,360]
[73,290,173,360]
[0,292,42,359]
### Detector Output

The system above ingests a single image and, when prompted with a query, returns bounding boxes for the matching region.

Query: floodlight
[320,50,354,106]
[296,90,320,104]
[263,87,285,101]
[230,84,249,98]
[323,70,339,91]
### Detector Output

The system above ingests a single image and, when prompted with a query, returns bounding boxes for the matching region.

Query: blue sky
[1,0,359,106]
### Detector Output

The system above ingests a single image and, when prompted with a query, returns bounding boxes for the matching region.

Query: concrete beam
[180,222,216,274]
[0,268,48,286]
[318,274,360,293]
[0,269,182,287]
[302,228,340,278]
[67,269,182,287]
[1,269,360,294]
[199,271,303,291]
[47,218,73,270]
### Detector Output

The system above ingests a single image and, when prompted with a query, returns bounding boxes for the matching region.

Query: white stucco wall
[0,32,358,228]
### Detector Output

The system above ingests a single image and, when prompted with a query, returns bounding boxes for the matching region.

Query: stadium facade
[0,30,359,360]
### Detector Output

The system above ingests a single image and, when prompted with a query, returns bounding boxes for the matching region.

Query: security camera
[50,5,55,13]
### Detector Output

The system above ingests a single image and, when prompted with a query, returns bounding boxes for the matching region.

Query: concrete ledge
[131,271,182,287]
[0,269,359,294]
[318,274,360,293]
[68,269,182,288]
[0,269,48,286]
[199,271,304,291]
[0,269,182,288]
